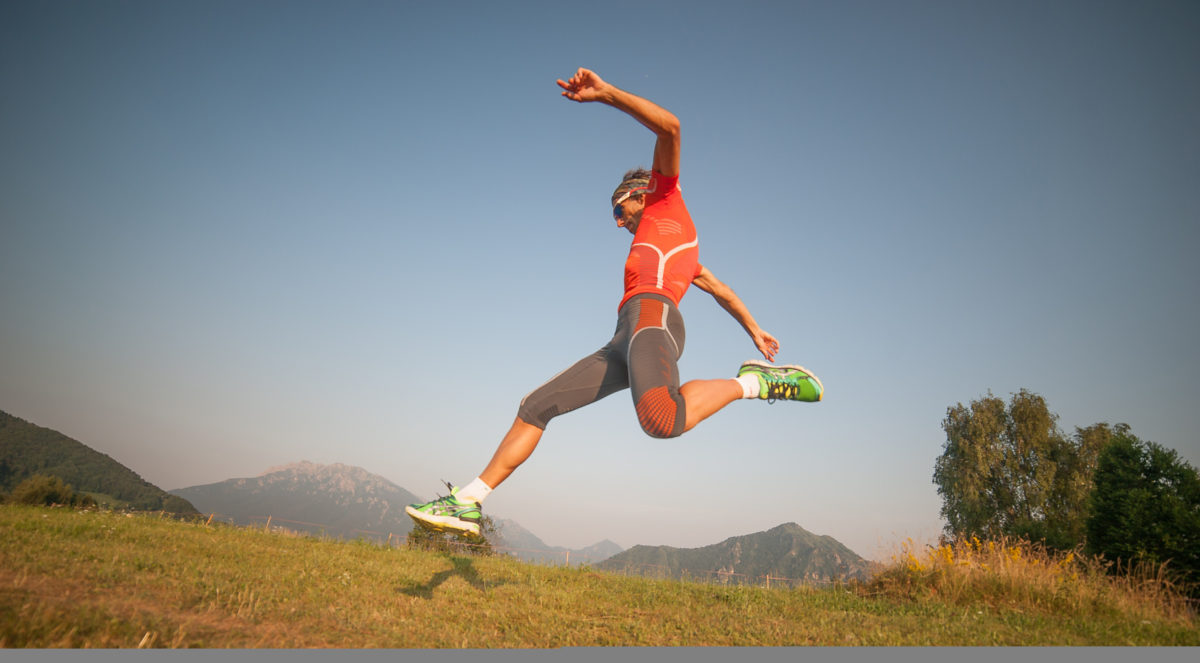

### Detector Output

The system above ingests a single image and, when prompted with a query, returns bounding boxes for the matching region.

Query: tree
[1086,428,1200,592]
[933,390,1105,549]
[1039,422,1112,547]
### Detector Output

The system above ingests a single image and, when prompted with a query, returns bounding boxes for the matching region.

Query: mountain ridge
[171,461,423,541]
[597,521,875,583]
[494,517,623,565]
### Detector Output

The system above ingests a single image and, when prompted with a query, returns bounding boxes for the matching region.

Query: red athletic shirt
[619,171,702,310]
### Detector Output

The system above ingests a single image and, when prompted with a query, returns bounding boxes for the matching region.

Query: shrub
[406,515,499,556]
[7,474,96,508]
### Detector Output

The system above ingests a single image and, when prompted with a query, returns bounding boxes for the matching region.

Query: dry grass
[863,536,1195,625]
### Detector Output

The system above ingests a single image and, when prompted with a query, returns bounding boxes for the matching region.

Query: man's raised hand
[556,67,608,103]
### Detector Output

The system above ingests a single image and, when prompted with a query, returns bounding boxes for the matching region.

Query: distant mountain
[171,461,423,542]
[495,518,624,566]
[173,461,625,559]
[596,522,874,584]
[0,410,197,514]
[575,539,626,565]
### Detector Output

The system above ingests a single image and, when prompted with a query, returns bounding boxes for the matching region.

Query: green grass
[1,505,1197,647]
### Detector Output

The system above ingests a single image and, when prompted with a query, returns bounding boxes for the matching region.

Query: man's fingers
[557,75,591,102]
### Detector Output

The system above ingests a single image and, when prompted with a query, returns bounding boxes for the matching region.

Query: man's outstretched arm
[557,67,680,177]
[692,266,780,362]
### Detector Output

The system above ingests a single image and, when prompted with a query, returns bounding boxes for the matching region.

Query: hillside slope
[3,505,1195,647]
[0,411,196,513]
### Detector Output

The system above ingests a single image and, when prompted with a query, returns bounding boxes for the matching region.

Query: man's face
[613,195,645,235]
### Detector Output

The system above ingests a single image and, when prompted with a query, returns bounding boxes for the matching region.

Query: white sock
[735,374,761,399]
[457,477,493,504]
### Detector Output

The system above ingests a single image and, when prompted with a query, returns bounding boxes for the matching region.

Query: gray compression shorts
[517,293,687,438]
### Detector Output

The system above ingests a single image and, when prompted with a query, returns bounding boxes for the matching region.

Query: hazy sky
[3,0,1198,559]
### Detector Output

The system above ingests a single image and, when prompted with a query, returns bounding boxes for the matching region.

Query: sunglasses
[612,186,647,220]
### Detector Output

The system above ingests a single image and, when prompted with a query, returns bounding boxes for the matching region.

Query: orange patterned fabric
[636,385,678,438]
[635,298,665,332]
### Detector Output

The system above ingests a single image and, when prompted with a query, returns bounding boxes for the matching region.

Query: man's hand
[752,330,780,363]
[556,66,680,176]
[693,266,781,362]
[557,68,609,103]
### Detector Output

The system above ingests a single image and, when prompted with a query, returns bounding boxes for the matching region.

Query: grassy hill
[1,504,1196,647]
[0,411,196,514]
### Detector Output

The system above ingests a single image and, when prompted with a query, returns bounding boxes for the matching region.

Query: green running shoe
[738,360,824,402]
[405,482,482,537]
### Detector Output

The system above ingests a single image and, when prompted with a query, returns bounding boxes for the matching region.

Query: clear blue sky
[2,0,1197,559]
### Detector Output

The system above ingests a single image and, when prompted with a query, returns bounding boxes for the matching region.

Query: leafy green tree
[1086,428,1200,592]
[933,390,1105,549]
[1020,422,1114,549]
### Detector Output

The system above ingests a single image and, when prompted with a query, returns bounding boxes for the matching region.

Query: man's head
[611,168,651,234]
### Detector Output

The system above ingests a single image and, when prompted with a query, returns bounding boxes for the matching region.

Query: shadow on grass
[397,554,505,599]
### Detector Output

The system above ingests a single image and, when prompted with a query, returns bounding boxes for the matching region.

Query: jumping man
[406,68,823,537]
